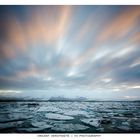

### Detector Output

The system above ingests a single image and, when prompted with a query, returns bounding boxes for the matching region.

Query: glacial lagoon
[0,101,140,133]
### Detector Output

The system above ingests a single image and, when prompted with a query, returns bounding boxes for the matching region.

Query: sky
[0,5,140,100]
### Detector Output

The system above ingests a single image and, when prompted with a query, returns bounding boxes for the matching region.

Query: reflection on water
[0,101,140,133]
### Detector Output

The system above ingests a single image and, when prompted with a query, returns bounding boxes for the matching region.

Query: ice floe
[81,118,100,127]
[45,113,74,120]
[0,113,32,123]
[116,125,131,131]
[0,121,23,130]
[31,121,52,129]
[51,123,89,132]
[63,110,89,117]
[18,127,47,132]
[38,106,61,113]
[0,101,140,133]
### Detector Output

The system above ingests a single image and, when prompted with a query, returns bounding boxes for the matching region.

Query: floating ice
[38,106,61,112]
[63,110,89,117]
[45,113,74,120]
[117,125,131,131]
[0,121,23,130]
[31,121,52,129]
[51,124,89,132]
[0,101,140,133]
[18,127,46,132]
[0,113,32,123]
[81,118,100,127]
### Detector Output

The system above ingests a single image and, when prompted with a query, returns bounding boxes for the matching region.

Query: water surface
[0,101,140,133]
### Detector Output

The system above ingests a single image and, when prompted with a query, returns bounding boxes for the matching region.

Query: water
[0,101,140,133]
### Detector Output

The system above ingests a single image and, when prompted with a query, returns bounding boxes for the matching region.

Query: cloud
[96,6,140,44]
[0,6,140,100]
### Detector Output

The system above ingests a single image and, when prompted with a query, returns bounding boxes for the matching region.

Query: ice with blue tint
[0,101,140,133]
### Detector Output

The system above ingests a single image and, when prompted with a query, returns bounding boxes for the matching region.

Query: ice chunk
[117,125,131,131]
[81,118,100,127]
[0,121,23,130]
[38,106,61,112]
[0,113,32,123]
[63,110,89,117]
[51,124,89,132]
[18,127,46,132]
[45,113,74,120]
[31,121,52,129]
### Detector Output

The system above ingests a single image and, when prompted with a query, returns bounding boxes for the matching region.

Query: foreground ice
[38,106,61,113]
[51,123,89,132]
[0,121,23,130]
[0,101,140,133]
[63,110,89,117]
[18,127,47,132]
[45,113,74,120]
[81,118,100,127]
[0,113,32,123]
[31,121,52,129]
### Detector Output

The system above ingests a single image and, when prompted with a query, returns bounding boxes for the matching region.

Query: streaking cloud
[0,6,140,100]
